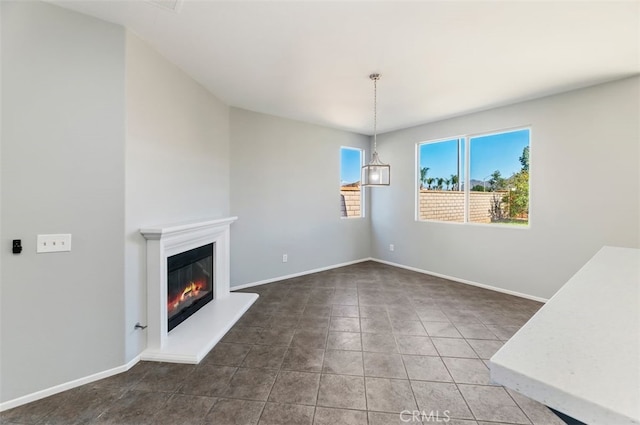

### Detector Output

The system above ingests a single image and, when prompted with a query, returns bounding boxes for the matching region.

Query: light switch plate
[37,234,72,253]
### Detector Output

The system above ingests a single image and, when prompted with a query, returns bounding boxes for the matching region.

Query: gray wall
[124,33,231,361]
[3,0,637,405]
[1,1,126,402]
[370,77,640,300]
[229,108,371,287]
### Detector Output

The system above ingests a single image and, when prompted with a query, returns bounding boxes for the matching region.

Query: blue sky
[342,128,529,186]
[469,129,530,180]
[418,139,463,183]
[419,128,529,183]
[341,147,362,184]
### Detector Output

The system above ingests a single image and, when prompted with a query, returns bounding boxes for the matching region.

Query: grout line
[6,262,539,424]
[399,343,421,414]
[450,379,479,423]
[504,388,536,425]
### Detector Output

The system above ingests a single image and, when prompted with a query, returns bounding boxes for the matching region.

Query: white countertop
[490,246,640,425]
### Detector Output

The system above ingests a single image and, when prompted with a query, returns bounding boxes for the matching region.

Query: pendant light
[362,73,390,186]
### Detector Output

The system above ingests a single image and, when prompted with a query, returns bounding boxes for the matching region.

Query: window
[340,147,364,218]
[418,138,465,222]
[417,128,530,226]
[469,129,530,225]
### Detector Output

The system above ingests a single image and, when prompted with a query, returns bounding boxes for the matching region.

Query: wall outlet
[389,244,395,252]
[37,234,72,253]
[282,254,288,263]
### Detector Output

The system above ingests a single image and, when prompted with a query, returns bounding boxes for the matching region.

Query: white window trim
[340,146,365,219]
[416,126,532,228]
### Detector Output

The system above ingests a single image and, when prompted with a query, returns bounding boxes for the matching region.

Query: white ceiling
[53,0,639,135]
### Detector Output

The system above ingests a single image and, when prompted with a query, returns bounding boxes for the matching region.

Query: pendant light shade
[362,152,390,186]
[362,73,390,186]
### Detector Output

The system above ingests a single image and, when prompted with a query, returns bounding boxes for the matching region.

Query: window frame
[340,146,365,219]
[415,135,466,222]
[416,126,531,228]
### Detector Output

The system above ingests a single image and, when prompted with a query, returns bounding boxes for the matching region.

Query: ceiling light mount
[362,73,390,186]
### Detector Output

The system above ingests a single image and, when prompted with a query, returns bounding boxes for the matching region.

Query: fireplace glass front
[167,243,214,332]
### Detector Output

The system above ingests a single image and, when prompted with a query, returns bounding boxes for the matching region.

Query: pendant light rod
[362,72,390,186]
[370,73,380,152]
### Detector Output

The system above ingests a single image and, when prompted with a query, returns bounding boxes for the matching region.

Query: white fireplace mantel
[140,217,257,363]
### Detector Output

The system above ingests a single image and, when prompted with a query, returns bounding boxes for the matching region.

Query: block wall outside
[418,190,508,223]
[340,189,509,221]
[341,186,361,218]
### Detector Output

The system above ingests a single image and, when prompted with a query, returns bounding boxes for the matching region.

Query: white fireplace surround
[140,217,257,363]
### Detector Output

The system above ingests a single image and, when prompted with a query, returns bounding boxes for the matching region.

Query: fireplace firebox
[167,243,214,332]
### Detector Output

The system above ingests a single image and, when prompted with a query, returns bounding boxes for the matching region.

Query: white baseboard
[2,257,544,412]
[0,355,141,412]
[231,258,373,291]
[371,258,548,303]
[233,257,546,302]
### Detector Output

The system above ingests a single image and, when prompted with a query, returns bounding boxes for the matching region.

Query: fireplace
[140,217,258,363]
[167,243,214,332]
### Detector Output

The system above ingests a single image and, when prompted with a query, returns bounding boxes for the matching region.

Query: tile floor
[1,261,566,425]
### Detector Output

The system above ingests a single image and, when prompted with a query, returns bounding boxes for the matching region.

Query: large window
[340,147,364,218]
[417,128,530,226]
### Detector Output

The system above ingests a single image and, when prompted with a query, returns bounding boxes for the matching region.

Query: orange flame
[168,281,204,314]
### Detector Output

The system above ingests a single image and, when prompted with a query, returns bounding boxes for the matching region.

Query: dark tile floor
[1,261,565,425]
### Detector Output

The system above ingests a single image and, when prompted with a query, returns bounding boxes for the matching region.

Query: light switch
[37,234,72,253]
